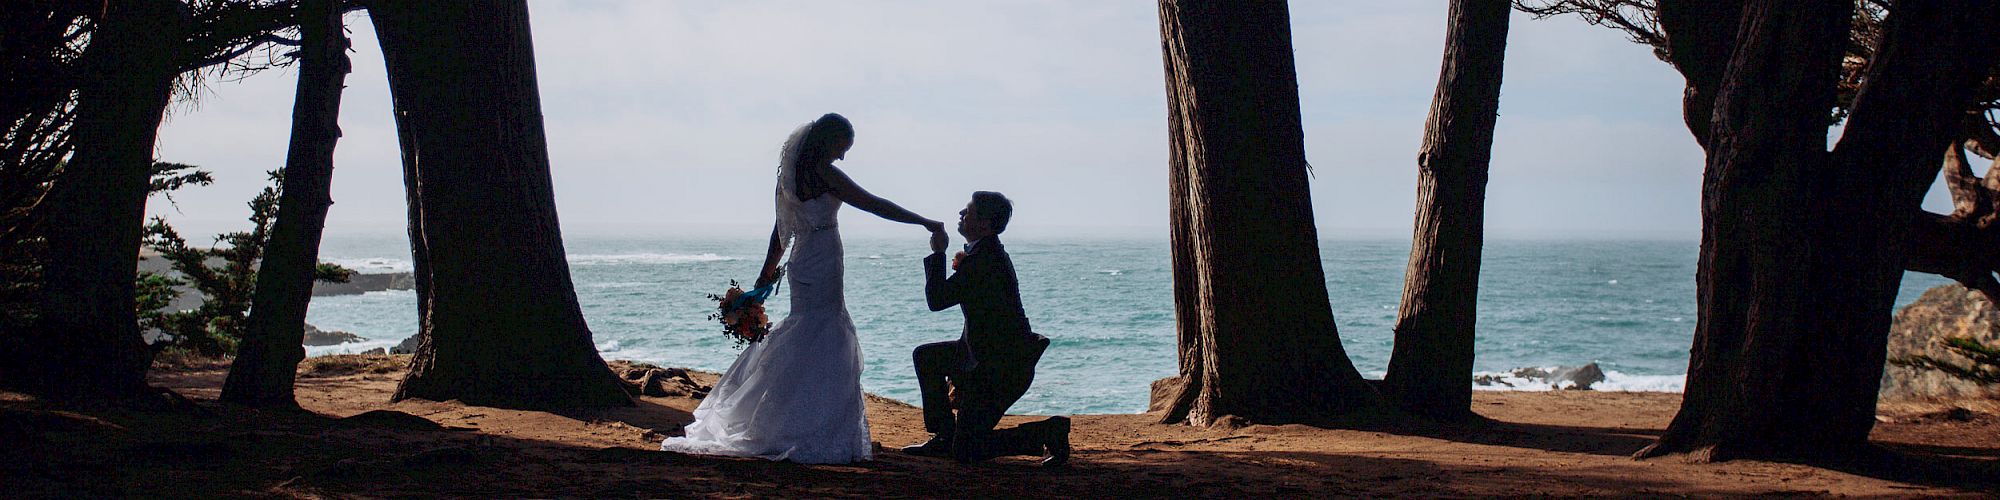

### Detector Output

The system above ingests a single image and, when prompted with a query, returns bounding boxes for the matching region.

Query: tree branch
[180,32,302,72]
[178,0,301,73]
[1905,211,2000,306]
[1944,141,1987,220]
[1512,0,1666,60]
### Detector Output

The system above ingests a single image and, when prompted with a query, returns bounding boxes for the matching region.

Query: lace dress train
[661,196,872,464]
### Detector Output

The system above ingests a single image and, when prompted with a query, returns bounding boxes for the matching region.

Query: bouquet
[707,272,780,347]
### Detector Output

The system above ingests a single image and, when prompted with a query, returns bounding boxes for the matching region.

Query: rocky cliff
[1885,284,2000,400]
[312,272,416,296]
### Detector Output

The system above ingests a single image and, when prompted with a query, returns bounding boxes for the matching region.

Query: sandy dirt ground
[4,354,1996,498]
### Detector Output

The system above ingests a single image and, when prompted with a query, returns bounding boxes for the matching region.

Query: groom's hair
[972,191,1012,234]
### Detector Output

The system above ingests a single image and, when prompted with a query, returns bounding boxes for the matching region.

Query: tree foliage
[1512,0,1994,151]
[1,1,320,342]
[1,1,308,246]
[138,169,350,357]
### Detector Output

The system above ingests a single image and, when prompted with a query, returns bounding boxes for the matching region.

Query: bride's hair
[797,113,854,166]
[773,113,855,250]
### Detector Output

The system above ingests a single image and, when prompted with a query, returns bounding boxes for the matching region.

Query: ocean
[303,236,1953,415]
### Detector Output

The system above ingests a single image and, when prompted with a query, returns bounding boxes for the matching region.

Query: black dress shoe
[1039,416,1071,468]
[901,435,952,457]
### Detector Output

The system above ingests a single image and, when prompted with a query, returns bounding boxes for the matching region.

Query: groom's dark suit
[913,236,1050,460]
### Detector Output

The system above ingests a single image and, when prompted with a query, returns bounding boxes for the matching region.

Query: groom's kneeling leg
[984,424,1048,458]
[913,341,966,437]
[952,391,1021,462]
[970,371,1047,460]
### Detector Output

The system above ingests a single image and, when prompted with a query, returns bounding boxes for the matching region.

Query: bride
[662,113,946,463]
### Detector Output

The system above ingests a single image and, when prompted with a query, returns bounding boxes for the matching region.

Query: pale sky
[147,1,1961,241]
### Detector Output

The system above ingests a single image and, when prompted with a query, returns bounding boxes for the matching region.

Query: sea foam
[1470,367,1686,392]
[328,257,414,273]
[567,253,737,265]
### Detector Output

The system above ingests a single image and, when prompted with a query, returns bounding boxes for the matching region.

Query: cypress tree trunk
[1152,54,1206,423]
[1655,1,1746,151]
[1153,0,1378,426]
[1641,1,2000,461]
[385,40,433,359]
[222,0,351,407]
[12,0,186,398]
[370,0,629,409]
[1796,1,2000,459]
[391,88,433,360]
[1381,0,1509,421]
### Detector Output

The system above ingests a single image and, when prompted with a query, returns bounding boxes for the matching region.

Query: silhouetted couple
[660,113,1070,467]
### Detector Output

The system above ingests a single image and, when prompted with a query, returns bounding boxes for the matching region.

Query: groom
[904,191,1071,466]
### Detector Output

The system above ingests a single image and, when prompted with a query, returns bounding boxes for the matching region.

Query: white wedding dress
[660,194,873,464]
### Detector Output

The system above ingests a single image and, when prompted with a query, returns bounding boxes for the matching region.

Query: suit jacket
[923,236,1038,369]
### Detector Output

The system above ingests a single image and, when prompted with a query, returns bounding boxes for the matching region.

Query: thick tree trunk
[1381,0,1509,421]
[1655,0,1746,150]
[222,0,351,407]
[392,83,434,363]
[1641,1,2000,461]
[9,0,186,398]
[1153,0,1378,426]
[1153,49,1204,424]
[1800,0,2000,454]
[385,45,434,361]
[370,0,629,409]
[1639,0,1851,463]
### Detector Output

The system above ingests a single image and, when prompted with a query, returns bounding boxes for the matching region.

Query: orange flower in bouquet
[706,274,779,347]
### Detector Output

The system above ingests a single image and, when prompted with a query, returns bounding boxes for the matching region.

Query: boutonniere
[951,251,967,271]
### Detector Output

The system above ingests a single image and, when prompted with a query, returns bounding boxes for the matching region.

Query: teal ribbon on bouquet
[734,281,777,309]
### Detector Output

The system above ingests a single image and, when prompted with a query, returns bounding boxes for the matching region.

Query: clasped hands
[924,220,949,254]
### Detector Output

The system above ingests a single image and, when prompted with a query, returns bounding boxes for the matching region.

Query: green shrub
[138,168,352,357]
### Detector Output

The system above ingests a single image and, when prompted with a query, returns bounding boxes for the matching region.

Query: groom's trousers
[913,338,1048,459]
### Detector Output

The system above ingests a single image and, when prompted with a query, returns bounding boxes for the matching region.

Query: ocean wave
[584,281,657,289]
[568,253,738,265]
[327,253,737,272]
[328,257,413,273]
[1471,365,1684,393]
[302,338,401,357]
[1592,372,1686,392]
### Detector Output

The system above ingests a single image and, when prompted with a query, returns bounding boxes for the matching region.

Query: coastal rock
[1471,373,1514,388]
[140,252,412,302]
[1884,284,2000,400]
[311,272,416,297]
[613,363,710,399]
[390,333,423,354]
[1550,363,1606,390]
[1473,363,1607,390]
[302,323,366,346]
